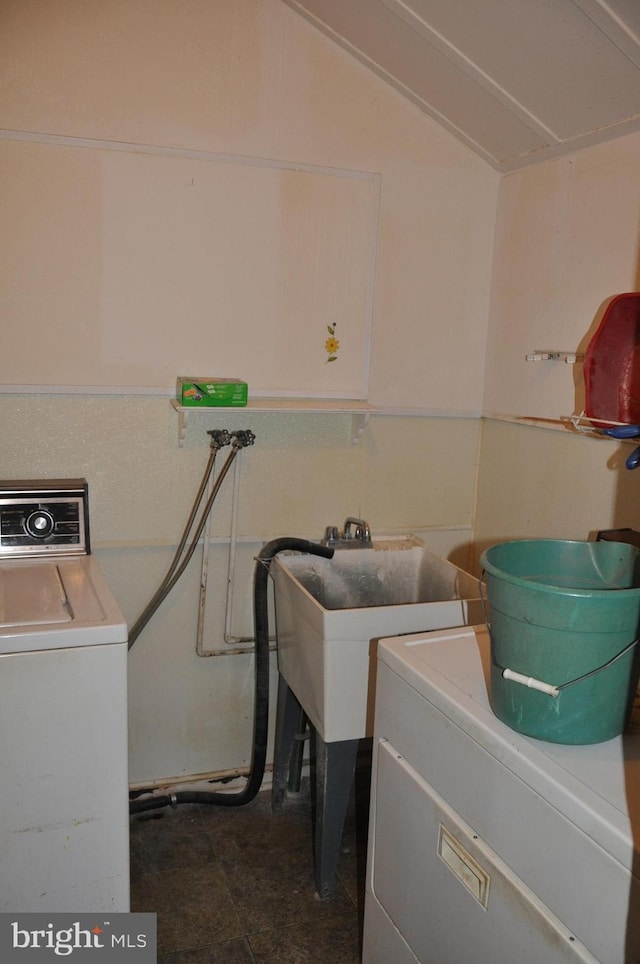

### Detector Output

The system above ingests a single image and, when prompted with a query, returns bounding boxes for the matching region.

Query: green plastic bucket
[479,539,640,744]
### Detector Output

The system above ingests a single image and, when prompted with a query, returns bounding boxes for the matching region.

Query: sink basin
[272,537,482,742]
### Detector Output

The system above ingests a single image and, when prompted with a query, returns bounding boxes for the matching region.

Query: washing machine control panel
[0,479,90,557]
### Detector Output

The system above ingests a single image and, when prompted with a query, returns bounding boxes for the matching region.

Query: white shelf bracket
[526,351,584,364]
[351,412,370,444]
[176,406,187,446]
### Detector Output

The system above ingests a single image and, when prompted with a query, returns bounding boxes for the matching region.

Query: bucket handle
[501,669,560,697]
[478,571,640,699]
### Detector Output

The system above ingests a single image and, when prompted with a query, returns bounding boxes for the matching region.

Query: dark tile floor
[130,767,371,963]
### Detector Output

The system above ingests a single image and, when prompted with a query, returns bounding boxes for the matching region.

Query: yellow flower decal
[325,324,340,363]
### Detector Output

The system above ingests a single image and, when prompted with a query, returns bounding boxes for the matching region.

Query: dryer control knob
[26,510,55,539]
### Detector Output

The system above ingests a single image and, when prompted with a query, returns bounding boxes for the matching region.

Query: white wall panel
[0,138,378,397]
[484,132,640,421]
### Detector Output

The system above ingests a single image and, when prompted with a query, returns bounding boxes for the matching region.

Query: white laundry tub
[272,537,481,742]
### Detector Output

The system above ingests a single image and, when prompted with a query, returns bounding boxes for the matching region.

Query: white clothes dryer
[364,625,640,963]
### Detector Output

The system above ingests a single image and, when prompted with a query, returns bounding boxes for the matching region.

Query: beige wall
[475,131,640,557]
[473,419,640,567]
[0,0,498,411]
[484,131,640,422]
[0,0,494,784]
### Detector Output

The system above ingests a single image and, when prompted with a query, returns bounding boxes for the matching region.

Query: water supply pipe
[196,447,251,655]
[130,536,334,812]
[128,430,253,650]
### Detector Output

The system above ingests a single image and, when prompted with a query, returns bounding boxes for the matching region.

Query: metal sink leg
[312,732,359,899]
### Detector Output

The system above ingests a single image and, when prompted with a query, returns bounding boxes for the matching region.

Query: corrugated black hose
[130,537,334,813]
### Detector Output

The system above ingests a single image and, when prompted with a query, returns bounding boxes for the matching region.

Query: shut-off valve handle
[232,430,256,448]
[207,429,232,449]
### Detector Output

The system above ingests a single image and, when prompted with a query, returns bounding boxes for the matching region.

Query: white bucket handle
[502,668,559,697]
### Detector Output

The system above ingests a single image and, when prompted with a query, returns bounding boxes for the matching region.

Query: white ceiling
[281,0,640,172]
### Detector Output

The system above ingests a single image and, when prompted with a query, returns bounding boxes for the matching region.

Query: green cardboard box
[177,378,248,407]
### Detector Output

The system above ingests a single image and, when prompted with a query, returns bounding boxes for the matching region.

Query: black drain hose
[130,537,334,813]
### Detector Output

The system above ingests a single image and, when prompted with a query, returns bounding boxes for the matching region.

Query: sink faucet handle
[343,517,371,543]
[324,526,339,543]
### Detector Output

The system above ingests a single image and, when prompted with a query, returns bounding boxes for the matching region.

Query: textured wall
[0,0,497,783]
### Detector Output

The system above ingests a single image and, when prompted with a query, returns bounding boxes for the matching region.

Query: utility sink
[272,536,482,742]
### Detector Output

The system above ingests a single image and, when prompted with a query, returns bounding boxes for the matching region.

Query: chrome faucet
[322,517,372,548]
[343,517,371,543]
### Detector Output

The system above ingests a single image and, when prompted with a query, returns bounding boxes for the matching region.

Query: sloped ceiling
[281,0,640,172]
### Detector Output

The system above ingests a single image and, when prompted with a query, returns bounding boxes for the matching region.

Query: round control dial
[25,509,55,539]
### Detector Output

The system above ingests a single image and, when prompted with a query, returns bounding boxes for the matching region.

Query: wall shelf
[171,398,377,446]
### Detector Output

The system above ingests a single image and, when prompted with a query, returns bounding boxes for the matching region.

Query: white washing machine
[363,626,640,963]
[0,479,130,912]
